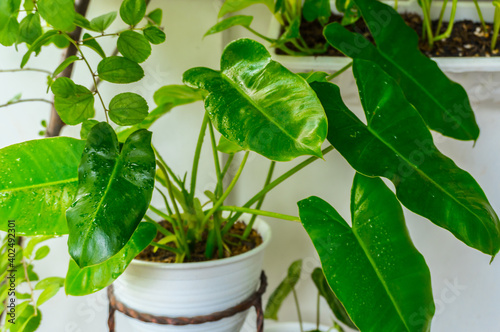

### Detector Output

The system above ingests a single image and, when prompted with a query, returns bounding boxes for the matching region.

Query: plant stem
[244,26,276,44]
[293,288,304,332]
[222,145,334,234]
[435,0,449,37]
[0,98,52,109]
[153,145,184,188]
[218,206,300,222]
[201,151,250,229]
[473,0,487,34]
[493,7,500,50]
[316,292,320,329]
[0,68,52,75]
[80,32,119,42]
[420,0,434,47]
[149,241,183,255]
[190,113,209,202]
[433,0,458,42]
[221,153,235,180]
[208,121,223,199]
[326,62,353,81]
[243,161,275,239]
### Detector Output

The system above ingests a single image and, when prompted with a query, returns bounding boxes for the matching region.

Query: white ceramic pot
[269,0,498,73]
[264,321,332,332]
[113,217,271,332]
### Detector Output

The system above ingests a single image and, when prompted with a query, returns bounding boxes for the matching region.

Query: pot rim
[129,217,271,270]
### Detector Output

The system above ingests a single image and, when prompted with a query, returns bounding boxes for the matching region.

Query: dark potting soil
[135,221,263,263]
[277,13,500,57]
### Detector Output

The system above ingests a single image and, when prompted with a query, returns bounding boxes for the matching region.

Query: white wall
[1,1,500,331]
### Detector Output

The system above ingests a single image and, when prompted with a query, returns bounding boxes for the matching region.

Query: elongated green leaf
[65,221,156,296]
[74,13,94,30]
[21,30,58,67]
[52,77,95,125]
[35,277,65,290]
[264,259,302,320]
[303,0,331,24]
[183,38,327,162]
[218,0,274,17]
[312,60,500,255]
[89,11,117,32]
[143,26,165,44]
[217,135,243,154]
[120,0,146,26]
[53,55,80,77]
[82,33,106,58]
[34,245,50,260]
[147,8,162,25]
[117,30,151,63]
[108,92,149,125]
[0,16,19,46]
[36,283,60,306]
[298,71,329,84]
[299,175,435,332]
[0,138,85,235]
[66,123,155,267]
[38,0,75,31]
[116,85,205,141]
[18,13,41,45]
[204,15,253,37]
[311,268,357,330]
[324,0,478,141]
[97,56,144,83]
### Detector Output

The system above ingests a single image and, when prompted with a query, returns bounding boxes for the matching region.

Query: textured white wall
[1,1,500,331]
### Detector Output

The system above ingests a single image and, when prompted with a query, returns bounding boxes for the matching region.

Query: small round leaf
[143,26,165,45]
[109,93,149,125]
[120,0,146,26]
[117,30,151,63]
[97,56,144,84]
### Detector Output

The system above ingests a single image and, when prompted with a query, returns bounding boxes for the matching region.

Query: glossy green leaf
[0,138,85,235]
[80,119,100,140]
[312,60,500,255]
[97,56,144,83]
[299,176,435,332]
[120,0,146,26]
[298,71,329,83]
[115,85,205,141]
[108,92,149,125]
[66,123,155,267]
[183,38,327,162]
[335,0,360,25]
[217,135,243,154]
[53,55,80,77]
[38,0,75,31]
[146,8,162,25]
[218,0,274,17]
[0,16,19,46]
[311,268,357,330]
[204,15,253,37]
[117,30,151,63]
[52,77,95,125]
[324,0,478,141]
[89,11,117,32]
[143,26,165,44]
[303,0,331,24]
[82,33,106,58]
[20,30,58,67]
[65,221,156,296]
[264,259,302,320]
[18,13,42,45]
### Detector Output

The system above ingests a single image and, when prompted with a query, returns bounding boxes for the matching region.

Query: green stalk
[153,145,183,188]
[394,0,398,10]
[150,242,183,255]
[221,153,235,180]
[155,186,173,216]
[433,0,458,42]
[316,292,321,329]
[218,206,300,222]
[420,0,435,47]
[473,0,487,33]
[326,62,353,81]
[190,113,209,201]
[435,0,449,37]
[293,288,304,332]
[222,146,334,234]
[492,6,500,50]
[243,161,276,239]
[201,152,250,229]
[244,26,276,44]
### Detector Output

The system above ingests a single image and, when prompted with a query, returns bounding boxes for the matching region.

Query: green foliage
[303,0,331,25]
[205,15,253,37]
[52,77,95,125]
[89,11,117,32]
[20,30,58,68]
[82,33,106,58]
[0,138,86,235]
[52,55,80,77]
[117,30,152,63]
[97,56,145,83]
[143,26,166,44]
[120,0,146,26]
[218,0,274,17]
[183,38,327,161]
[66,123,155,267]
[18,13,42,45]
[299,175,435,332]
[147,8,162,25]
[37,0,75,31]
[0,0,20,46]
[108,92,149,125]
[335,0,360,26]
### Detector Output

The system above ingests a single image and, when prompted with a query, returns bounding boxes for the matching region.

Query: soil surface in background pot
[136,221,263,263]
[278,13,500,57]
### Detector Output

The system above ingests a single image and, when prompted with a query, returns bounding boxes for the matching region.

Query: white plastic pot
[270,0,499,73]
[113,217,271,332]
[264,321,332,332]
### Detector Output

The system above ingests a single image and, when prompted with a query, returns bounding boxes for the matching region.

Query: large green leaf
[66,123,155,267]
[18,13,41,45]
[0,137,85,235]
[0,0,20,46]
[312,60,500,256]
[299,175,435,332]
[117,30,151,63]
[97,56,144,84]
[311,268,357,330]
[52,77,95,125]
[183,38,327,162]
[37,0,75,31]
[65,221,156,296]
[264,259,302,320]
[324,0,479,141]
